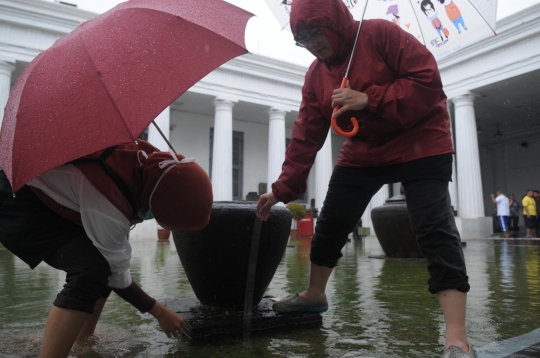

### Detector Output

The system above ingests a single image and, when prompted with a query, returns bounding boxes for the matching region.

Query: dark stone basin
[172,201,291,308]
[371,194,423,258]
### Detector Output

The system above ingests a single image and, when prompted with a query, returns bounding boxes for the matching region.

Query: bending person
[0,140,213,358]
[256,0,474,357]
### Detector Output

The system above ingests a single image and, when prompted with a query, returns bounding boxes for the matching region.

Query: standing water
[1,237,540,357]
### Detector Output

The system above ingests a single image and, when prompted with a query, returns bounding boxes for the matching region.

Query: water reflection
[1,238,540,357]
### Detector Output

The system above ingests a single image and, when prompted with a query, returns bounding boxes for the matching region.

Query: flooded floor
[1,236,540,357]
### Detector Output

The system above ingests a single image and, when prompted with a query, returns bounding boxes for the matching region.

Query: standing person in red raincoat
[256,0,475,357]
[0,140,213,358]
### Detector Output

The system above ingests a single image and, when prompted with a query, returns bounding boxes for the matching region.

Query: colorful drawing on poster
[385,4,400,27]
[437,0,467,34]
[420,0,449,47]
[343,0,359,9]
[280,0,292,15]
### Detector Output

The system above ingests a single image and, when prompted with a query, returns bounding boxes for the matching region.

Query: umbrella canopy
[0,0,253,193]
[264,0,497,61]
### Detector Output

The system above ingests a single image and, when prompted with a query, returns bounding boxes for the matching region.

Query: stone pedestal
[170,202,322,340]
[161,297,322,341]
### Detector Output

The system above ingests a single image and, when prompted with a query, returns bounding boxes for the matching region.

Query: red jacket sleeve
[363,21,444,129]
[272,75,330,204]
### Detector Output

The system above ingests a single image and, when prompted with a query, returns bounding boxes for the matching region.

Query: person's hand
[257,192,279,221]
[149,301,187,338]
[332,80,368,118]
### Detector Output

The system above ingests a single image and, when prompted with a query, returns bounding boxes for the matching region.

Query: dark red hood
[290,0,359,64]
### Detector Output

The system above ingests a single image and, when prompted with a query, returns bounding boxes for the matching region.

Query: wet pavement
[1,236,540,357]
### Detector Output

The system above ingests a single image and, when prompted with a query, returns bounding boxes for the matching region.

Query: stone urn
[371,192,423,258]
[172,201,292,308]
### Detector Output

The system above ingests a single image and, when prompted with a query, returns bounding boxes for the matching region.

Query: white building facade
[1,0,539,239]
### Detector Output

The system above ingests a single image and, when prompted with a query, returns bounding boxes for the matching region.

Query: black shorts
[525,216,538,229]
[0,169,112,313]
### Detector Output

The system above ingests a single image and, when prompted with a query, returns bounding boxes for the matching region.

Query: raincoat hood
[74,141,212,231]
[290,0,358,64]
[139,151,213,231]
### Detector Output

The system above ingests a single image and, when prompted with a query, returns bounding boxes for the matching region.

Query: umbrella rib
[77,34,137,143]
[344,0,368,78]
[466,0,497,36]
[408,0,428,46]
[76,9,250,144]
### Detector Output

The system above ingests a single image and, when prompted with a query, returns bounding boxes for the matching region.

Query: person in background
[533,190,540,238]
[508,193,521,237]
[257,0,474,356]
[0,140,213,358]
[491,191,510,238]
[522,189,537,239]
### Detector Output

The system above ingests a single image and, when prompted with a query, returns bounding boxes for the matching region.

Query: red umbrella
[0,0,253,192]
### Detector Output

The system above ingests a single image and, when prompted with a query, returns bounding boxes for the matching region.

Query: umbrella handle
[331,77,359,138]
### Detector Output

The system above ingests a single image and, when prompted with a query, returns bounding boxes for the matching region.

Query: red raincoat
[272,0,454,203]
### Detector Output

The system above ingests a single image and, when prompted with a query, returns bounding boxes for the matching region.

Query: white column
[267,107,287,187]
[212,98,235,201]
[453,93,485,218]
[315,131,333,211]
[447,101,459,213]
[0,61,15,130]
[147,106,171,151]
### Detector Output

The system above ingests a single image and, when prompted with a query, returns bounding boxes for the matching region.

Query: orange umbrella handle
[331,77,359,138]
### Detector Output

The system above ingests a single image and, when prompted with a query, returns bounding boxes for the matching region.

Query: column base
[454,217,493,239]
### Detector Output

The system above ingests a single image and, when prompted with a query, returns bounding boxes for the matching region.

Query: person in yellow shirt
[522,189,537,238]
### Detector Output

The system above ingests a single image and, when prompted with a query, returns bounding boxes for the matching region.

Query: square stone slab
[160,296,322,341]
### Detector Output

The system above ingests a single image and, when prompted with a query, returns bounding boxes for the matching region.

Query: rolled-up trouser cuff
[310,249,340,269]
[428,277,470,294]
[53,286,112,313]
[52,271,112,313]
[310,167,383,269]
[53,293,97,314]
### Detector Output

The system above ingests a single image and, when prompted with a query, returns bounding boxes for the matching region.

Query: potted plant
[286,202,306,240]
[157,223,171,242]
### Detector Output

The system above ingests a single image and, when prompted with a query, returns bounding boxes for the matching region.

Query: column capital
[450,92,477,107]
[213,97,236,110]
[268,106,288,114]
[268,107,287,120]
[0,60,15,77]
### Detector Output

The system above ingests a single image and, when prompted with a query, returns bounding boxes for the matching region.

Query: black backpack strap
[70,146,137,209]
